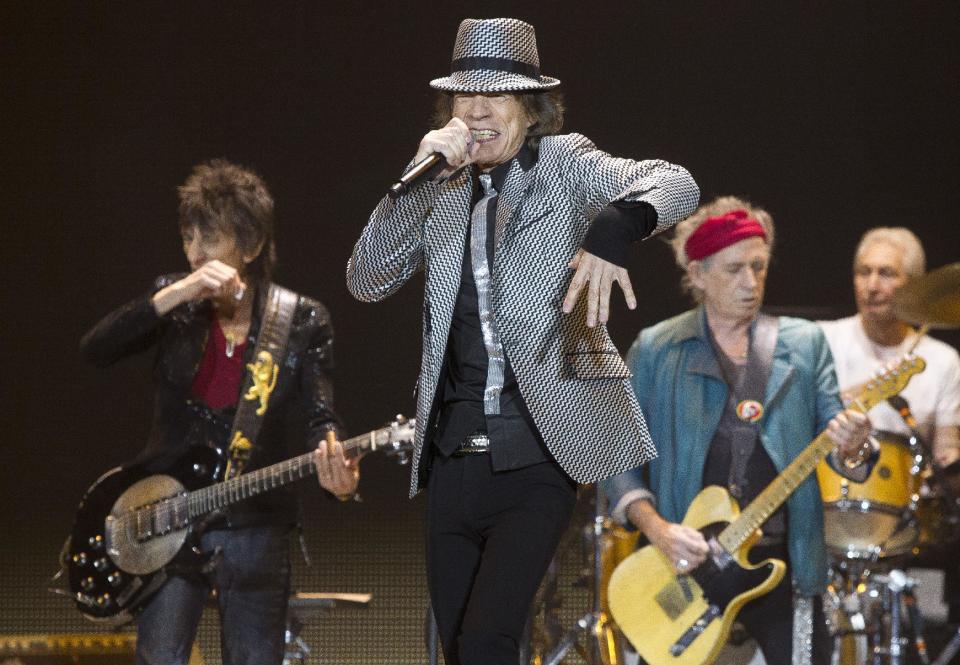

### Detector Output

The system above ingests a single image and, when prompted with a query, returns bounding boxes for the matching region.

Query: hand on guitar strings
[627,500,709,575]
[827,408,874,465]
[314,433,359,499]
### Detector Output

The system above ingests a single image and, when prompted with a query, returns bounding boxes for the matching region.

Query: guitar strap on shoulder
[717,314,779,501]
[225,284,299,479]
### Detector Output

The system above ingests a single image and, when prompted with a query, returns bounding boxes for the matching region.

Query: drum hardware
[282,592,372,665]
[542,484,628,665]
[870,570,930,665]
[932,624,960,665]
[827,564,932,665]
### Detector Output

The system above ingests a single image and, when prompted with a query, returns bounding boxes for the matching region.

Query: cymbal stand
[872,570,930,665]
[542,484,624,665]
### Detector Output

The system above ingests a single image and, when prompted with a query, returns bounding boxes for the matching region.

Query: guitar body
[65,446,223,624]
[61,414,417,625]
[607,486,786,665]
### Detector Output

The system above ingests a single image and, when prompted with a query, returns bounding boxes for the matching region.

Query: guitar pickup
[669,604,721,656]
[655,575,697,620]
[135,509,152,541]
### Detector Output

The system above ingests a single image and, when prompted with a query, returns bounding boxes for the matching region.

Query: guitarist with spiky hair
[604,196,874,664]
[80,159,358,665]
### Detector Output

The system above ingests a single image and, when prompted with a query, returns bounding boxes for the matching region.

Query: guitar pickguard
[689,525,776,613]
[65,446,222,624]
[634,520,782,662]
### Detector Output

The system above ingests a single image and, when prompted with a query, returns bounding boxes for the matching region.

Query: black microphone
[388,153,446,199]
[888,395,919,430]
[387,138,475,199]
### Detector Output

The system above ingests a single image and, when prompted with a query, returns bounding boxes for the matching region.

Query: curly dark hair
[177,159,276,288]
[431,90,566,150]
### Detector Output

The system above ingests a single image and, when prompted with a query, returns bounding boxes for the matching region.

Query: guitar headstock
[855,353,926,412]
[342,415,416,463]
[373,415,416,464]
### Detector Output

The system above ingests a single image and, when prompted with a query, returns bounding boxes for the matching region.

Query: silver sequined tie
[471,173,506,415]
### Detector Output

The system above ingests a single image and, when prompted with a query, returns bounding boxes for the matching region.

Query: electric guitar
[61,416,415,625]
[607,356,924,665]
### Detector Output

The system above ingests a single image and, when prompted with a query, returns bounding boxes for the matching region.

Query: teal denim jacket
[602,307,842,595]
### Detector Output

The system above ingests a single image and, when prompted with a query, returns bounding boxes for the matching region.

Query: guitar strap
[225,284,299,479]
[714,314,779,501]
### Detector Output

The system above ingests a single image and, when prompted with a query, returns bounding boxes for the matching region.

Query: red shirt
[191,315,248,408]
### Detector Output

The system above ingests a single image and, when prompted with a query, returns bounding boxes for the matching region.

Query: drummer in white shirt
[819,226,960,468]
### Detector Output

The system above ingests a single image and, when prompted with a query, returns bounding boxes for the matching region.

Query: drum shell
[600,520,639,612]
[817,434,922,558]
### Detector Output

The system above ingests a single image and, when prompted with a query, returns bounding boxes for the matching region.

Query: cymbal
[893,262,960,329]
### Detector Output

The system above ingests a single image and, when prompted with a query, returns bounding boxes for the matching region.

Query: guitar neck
[715,352,921,554]
[717,431,837,552]
[185,429,376,518]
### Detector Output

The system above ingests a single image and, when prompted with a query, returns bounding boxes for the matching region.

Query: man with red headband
[603,196,872,663]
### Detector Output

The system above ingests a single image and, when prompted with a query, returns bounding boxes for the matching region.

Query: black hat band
[451,56,540,79]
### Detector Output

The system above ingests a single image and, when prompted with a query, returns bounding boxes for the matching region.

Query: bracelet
[842,439,872,470]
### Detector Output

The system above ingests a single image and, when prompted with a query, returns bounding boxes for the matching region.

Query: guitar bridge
[669,604,721,656]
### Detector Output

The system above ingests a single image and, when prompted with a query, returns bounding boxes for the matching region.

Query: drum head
[823,502,917,559]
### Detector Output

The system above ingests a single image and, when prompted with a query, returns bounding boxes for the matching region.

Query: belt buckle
[452,433,490,457]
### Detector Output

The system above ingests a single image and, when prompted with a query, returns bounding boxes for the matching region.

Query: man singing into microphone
[346,17,698,665]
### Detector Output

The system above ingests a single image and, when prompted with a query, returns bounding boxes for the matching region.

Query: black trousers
[426,453,578,665]
[737,544,831,664]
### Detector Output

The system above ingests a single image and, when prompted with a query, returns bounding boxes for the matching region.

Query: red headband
[684,209,767,261]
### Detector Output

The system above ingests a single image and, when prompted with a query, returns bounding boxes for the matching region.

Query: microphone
[388,137,476,199]
[388,153,446,199]
[888,395,919,430]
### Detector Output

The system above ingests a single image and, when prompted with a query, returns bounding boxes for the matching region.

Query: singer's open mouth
[470,129,499,144]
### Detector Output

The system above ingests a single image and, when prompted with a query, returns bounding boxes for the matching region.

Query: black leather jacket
[80,274,341,525]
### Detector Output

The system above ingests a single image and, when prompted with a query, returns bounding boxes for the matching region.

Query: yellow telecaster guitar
[607,354,925,665]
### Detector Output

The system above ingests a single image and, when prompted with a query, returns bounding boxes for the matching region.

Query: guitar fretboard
[717,432,837,552]
[717,355,923,553]
[185,429,381,518]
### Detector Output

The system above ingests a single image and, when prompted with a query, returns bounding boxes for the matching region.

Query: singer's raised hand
[414,118,477,177]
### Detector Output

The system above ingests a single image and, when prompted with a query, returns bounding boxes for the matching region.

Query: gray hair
[670,195,775,302]
[854,227,926,278]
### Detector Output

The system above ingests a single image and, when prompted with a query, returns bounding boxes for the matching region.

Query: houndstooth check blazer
[347,133,699,497]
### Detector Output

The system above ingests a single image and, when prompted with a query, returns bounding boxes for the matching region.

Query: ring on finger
[677,558,690,571]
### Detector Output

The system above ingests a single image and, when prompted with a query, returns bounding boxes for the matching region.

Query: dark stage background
[3,2,958,663]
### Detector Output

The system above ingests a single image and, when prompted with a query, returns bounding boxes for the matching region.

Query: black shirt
[702,349,787,539]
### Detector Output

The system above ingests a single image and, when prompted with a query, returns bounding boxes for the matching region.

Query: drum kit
[820,262,960,665]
